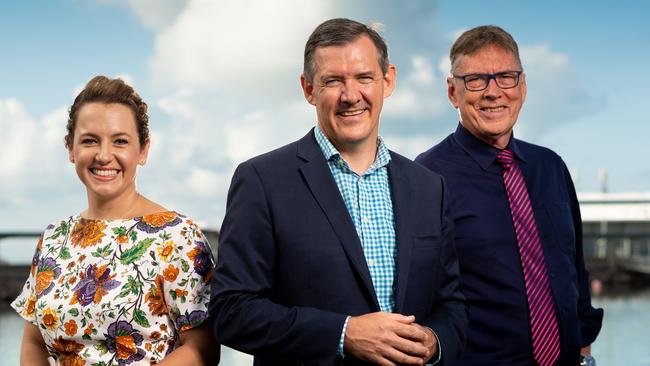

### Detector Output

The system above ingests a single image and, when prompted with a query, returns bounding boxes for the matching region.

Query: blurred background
[1,1,649,364]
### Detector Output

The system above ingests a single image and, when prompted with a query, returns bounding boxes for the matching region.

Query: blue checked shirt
[314,127,397,355]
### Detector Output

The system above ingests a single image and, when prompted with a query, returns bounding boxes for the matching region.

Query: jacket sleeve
[563,163,604,346]
[422,176,469,366]
[209,161,347,363]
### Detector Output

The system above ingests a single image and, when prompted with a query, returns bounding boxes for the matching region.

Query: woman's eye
[81,138,96,144]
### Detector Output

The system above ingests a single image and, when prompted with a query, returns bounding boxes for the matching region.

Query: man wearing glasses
[416,25,603,366]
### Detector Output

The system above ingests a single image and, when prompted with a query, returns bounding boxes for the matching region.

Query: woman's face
[67,102,149,203]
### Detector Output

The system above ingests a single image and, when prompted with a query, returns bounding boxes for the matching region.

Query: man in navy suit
[210,18,467,365]
[416,25,602,366]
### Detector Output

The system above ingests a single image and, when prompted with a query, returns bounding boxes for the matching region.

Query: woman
[11,76,219,365]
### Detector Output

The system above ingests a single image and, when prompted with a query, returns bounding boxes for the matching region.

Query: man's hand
[409,323,439,363]
[344,312,432,366]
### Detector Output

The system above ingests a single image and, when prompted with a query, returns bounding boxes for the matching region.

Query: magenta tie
[496,149,561,366]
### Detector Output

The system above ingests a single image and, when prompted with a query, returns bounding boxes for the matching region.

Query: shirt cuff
[426,327,442,365]
[337,316,352,357]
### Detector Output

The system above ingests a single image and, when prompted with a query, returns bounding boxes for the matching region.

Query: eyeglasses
[452,71,523,91]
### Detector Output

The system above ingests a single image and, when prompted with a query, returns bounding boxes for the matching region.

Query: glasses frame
[452,71,523,91]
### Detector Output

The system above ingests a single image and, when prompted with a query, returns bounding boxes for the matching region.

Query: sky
[1,0,649,258]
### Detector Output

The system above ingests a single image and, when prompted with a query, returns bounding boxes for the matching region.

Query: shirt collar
[314,126,391,172]
[453,122,527,170]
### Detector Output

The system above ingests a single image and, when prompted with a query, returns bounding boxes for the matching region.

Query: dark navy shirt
[416,124,603,366]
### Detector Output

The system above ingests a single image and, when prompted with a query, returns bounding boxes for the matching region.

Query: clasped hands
[344,312,438,366]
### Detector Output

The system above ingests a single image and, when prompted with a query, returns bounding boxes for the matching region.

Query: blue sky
[1,0,648,251]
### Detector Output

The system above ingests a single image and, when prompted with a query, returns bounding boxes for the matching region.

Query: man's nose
[340,81,362,104]
[483,78,503,99]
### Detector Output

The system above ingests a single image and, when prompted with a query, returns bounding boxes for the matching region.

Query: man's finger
[389,336,430,359]
[394,323,428,342]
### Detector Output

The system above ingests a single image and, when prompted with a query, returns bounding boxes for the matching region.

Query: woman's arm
[20,321,50,366]
[159,322,220,366]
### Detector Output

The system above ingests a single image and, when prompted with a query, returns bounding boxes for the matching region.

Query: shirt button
[367,259,374,266]
[362,217,369,223]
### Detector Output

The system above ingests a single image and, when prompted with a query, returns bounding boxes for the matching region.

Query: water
[2,290,649,365]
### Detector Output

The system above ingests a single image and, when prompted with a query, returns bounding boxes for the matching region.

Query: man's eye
[359,76,374,83]
[115,139,128,145]
[324,79,341,87]
[465,75,482,83]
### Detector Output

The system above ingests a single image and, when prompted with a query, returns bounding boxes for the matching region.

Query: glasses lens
[464,75,487,91]
[496,72,518,88]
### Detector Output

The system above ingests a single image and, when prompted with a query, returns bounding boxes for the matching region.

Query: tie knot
[496,149,514,168]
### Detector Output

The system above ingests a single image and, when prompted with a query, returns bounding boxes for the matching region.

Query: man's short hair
[450,25,521,73]
[303,18,389,84]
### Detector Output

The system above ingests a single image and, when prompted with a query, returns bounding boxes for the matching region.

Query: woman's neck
[83,190,144,220]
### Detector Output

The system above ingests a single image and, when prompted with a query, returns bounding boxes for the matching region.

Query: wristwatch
[580,355,596,366]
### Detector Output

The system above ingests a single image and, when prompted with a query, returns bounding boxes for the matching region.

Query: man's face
[448,44,526,149]
[301,35,395,152]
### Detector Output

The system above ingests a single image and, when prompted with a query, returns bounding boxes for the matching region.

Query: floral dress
[11,211,214,366]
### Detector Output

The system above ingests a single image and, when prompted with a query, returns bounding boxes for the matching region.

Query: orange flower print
[52,337,85,366]
[157,241,175,262]
[145,342,152,352]
[41,307,59,331]
[23,294,36,318]
[175,289,188,298]
[159,324,168,332]
[116,235,128,244]
[137,212,181,233]
[65,319,78,336]
[150,331,161,340]
[106,321,145,363]
[156,343,165,353]
[145,275,168,316]
[34,257,61,297]
[84,323,95,336]
[163,265,179,282]
[117,335,138,359]
[70,219,107,248]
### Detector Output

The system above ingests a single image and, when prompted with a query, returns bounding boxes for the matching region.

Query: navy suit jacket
[416,124,603,366]
[210,129,468,365]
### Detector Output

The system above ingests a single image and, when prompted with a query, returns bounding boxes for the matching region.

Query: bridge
[3,192,650,302]
[580,192,650,281]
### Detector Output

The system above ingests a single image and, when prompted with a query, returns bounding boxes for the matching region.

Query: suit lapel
[389,154,414,313]
[297,131,379,308]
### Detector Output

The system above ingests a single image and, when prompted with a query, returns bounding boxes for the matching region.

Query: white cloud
[147,0,331,94]
[383,134,446,160]
[383,55,446,120]
[97,0,188,29]
[0,99,74,210]
[438,54,451,77]
[517,43,604,139]
[0,99,34,176]
[186,168,229,198]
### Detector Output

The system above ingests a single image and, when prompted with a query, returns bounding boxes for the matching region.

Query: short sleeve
[10,234,44,325]
[162,220,215,332]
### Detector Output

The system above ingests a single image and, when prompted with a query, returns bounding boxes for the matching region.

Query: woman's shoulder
[38,214,79,242]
